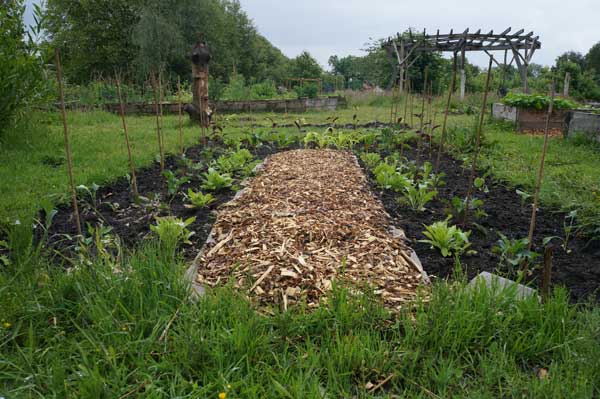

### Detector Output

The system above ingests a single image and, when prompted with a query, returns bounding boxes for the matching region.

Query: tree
[0,0,47,136]
[585,42,600,83]
[44,0,142,83]
[288,51,323,78]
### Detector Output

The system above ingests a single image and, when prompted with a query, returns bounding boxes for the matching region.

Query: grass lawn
[1,245,598,398]
[0,111,204,221]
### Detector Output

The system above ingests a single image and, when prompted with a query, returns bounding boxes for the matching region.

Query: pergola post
[459,48,466,101]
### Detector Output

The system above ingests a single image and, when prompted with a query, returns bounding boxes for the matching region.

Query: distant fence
[80,96,346,115]
[491,103,600,140]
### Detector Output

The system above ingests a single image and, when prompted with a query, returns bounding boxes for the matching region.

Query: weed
[163,170,190,196]
[493,233,539,271]
[150,216,195,258]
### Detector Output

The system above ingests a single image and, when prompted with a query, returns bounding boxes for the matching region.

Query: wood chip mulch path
[194,149,428,311]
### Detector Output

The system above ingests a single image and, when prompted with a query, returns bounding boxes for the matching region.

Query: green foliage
[493,233,539,271]
[449,196,487,221]
[359,152,381,171]
[201,168,233,191]
[294,83,319,99]
[420,218,473,258]
[400,182,437,212]
[215,148,253,173]
[2,241,599,398]
[288,51,323,78]
[185,189,215,209]
[502,93,579,110]
[303,130,330,149]
[162,170,190,196]
[0,0,47,135]
[43,0,291,85]
[150,216,195,257]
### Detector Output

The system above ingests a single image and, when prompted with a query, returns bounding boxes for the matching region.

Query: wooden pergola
[383,28,541,97]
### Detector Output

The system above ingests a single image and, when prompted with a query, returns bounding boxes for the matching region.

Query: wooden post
[462,56,493,225]
[403,76,411,127]
[541,245,554,303]
[177,77,184,155]
[435,54,458,172]
[151,73,165,173]
[116,79,139,198]
[563,72,571,97]
[417,66,428,154]
[526,84,555,255]
[55,49,82,236]
[398,40,405,95]
[459,49,466,101]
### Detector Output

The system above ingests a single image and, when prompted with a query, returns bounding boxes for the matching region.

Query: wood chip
[196,149,428,311]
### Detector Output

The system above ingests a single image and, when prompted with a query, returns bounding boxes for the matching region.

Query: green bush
[0,1,47,136]
[295,83,319,98]
[502,92,578,110]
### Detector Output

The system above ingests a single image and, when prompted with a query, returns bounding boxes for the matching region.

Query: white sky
[239,0,600,69]
[25,0,600,69]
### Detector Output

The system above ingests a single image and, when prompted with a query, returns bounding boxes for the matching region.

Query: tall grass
[1,241,598,397]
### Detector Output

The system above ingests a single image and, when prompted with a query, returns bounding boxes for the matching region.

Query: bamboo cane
[525,83,556,271]
[462,56,493,226]
[151,73,165,173]
[435,55,458,172]
[417,66,428,155]
[177,77,184,155]
[55,49,82,236]
[116,79,139,198]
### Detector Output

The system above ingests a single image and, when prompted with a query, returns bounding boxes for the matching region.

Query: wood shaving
[195,149,428,310]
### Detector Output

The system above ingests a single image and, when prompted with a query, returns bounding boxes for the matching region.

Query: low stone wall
[101,96,346,115]
[491,103,517,122]
[566,111,600,141]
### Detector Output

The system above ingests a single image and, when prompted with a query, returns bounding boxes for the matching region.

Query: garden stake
[541,245,554,303]
[435,55,458,172]
[426,82,434,159]
[409,80,414,128]
[403,77,410,127]
[417,66,428,155]
[177,77,184,155]
[462,56,493,226]
[55,49,82,236]
[116,79,139,199]
[158,70,166,163]
[151,72,165,173]
[525,83,555,273]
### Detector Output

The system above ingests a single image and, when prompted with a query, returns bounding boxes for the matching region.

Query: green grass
[1,242,598,398]
[0,110,206,221]
[442,117,600,234]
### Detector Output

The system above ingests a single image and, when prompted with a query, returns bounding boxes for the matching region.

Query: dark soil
[38,137,600,303]
[363,144,600,303]
[45,142,294,263]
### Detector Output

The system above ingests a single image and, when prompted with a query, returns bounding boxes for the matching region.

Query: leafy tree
[288,51,323,78]
[585,42,600,83]
[44,0,142,83]
[0,0,47,136]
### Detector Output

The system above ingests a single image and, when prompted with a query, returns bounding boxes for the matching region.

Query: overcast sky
[24,0,599,69]
[238,0,600,69]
